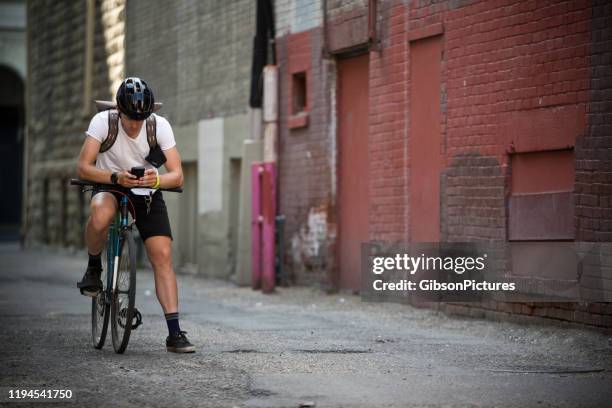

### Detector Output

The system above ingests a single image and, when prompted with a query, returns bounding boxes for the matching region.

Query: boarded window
[508,150,575,241]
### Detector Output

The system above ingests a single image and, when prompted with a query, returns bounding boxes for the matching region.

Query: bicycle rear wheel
[91,241,110,349]
[111,229,137,354]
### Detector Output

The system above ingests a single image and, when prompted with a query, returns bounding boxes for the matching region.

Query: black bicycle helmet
[116,77,155,120]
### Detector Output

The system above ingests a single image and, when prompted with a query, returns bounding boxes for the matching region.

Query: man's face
[119,113,144,137]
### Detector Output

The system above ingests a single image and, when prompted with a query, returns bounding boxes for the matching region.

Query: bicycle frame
[105,195,130,300]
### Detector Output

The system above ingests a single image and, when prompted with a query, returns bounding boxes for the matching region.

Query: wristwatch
[110,172,119,185]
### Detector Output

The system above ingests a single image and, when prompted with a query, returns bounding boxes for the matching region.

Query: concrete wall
[26,1,257,281]
[125,1,256,279]
[125,0,255,125]
[275,0,322,37]
[25,0,125,247]
[196,114,250,278]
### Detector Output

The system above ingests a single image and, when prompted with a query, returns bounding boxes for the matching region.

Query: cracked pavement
[1,243,611,407]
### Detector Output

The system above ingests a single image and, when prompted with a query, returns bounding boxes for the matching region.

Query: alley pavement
[1,243,612,408]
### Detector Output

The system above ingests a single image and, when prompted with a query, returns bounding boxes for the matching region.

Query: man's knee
[148,240,173,267]
[89,195,116,231]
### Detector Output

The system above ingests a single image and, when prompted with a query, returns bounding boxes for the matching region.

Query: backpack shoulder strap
[146,115,157,149]
[99,110,119,153]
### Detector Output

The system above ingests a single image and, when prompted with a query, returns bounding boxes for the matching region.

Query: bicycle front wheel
[111,229,137,354]
[92,240,110,349]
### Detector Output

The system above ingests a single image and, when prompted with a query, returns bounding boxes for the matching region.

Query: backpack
[94,100,162,154]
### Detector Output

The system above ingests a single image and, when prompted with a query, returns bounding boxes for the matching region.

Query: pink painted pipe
[251,163,263,290]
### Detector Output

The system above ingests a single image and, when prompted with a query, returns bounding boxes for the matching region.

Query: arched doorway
[0,66,24,241]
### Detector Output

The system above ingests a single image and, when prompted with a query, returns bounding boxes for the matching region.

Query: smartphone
[130,166,145,179]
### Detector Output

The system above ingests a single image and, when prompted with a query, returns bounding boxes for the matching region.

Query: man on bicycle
[76,77,195,353]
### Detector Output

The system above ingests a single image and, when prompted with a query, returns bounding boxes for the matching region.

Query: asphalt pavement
[1,243,611,408]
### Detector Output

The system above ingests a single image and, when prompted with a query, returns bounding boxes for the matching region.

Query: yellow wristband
[152,174,161,189]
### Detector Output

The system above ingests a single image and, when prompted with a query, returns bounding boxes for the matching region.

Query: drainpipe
[322,0,329,58]
[250,0,279,293]
[368,0,379,51]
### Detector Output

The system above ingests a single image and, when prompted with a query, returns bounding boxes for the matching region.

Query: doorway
[178,162,198,272]
[0,66,24,241]
[409,35,442,242]
[228,157,242,277]
[337,54,370,291]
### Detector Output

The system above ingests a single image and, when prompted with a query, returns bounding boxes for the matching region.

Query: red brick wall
[369,1,408,243]
[399,0,610,330]
[577,0,612,243]
[278,0,612,329]
[277,27,336,286]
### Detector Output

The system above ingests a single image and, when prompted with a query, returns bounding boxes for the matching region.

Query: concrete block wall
[125,1,256,278]
[26,0,125,247]
[125,0,255,126]
[124,0,178,124]
[28,1,258,279]
[276,0,323,37]
[326,0,369,53]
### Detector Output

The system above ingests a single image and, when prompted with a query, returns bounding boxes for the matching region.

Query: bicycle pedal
[80,287,101,298]
[131,308,143,330]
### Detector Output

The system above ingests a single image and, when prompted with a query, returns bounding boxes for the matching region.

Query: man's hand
[117,171,139,188]
[140,169,158,188]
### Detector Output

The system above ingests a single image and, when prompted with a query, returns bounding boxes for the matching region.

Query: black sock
[88,252,102,269]
[165,312,181,336]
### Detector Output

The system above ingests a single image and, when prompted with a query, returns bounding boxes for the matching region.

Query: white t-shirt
[85,110,176,173]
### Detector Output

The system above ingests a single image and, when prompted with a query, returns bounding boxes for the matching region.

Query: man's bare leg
[86,193,117,254]
[145,236,194,352]
[145,236,178,314]
[78,192,117,297]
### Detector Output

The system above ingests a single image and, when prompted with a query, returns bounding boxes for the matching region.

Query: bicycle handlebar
[70,178,183,193]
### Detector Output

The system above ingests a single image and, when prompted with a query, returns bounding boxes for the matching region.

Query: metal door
[409,36,442,242]
[337,54,369,291]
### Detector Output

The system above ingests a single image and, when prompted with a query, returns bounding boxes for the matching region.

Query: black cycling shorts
[91,189,173,242]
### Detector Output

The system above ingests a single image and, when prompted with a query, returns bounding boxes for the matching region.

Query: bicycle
[70,179,182,353]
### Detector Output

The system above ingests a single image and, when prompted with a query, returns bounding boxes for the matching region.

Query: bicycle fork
[107,196,130,296]
[106,219,120,297]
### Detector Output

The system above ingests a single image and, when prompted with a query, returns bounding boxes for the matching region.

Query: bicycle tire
[111,229,137,354]
[91,241,110,349]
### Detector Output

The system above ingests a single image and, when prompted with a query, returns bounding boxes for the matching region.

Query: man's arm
[76,136,139,187]
[140,146,184,189]
[159,147,184,188]
[77,136,111,183]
